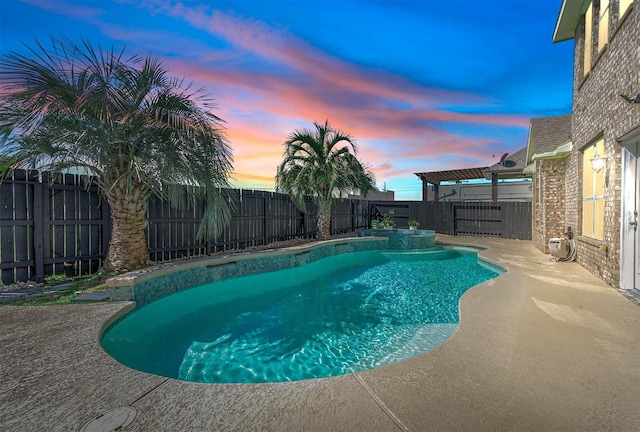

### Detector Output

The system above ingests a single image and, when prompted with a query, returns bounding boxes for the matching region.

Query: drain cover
[79,406,136,432]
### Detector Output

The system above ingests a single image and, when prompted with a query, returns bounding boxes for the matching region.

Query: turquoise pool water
[101,246,502,383]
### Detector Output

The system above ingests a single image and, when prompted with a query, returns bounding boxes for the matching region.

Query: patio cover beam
[415,167,489,202]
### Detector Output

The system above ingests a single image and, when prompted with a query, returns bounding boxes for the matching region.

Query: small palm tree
[276,120,375,240]
[0,37,234,272]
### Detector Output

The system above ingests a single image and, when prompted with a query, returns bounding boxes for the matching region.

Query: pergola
[415,166,502,202]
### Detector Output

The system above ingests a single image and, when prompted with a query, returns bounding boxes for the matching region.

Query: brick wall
[566,2,640,287]
[532,158,568,253]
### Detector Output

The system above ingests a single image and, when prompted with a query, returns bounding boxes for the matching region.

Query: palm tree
[0,37,234,272]
[276,120,375,240]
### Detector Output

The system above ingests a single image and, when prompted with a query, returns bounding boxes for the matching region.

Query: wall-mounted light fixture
[590,147,606,172]
[620,93,640,104]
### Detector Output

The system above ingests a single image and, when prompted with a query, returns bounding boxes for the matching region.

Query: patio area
[1,236,639,431]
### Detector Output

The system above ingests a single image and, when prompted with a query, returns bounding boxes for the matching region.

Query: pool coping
[106,237,384,287]
[106,237,389,303]
[2,235,639,431]
[106,231,437,305]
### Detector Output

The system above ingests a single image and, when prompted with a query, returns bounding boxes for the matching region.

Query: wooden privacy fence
[1,169,531,284]
[370,201,532,239]
[0,170,369,284]
[0,170,108,285]
[145,189,369,262]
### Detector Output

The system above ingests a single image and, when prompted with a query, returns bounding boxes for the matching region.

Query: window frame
[584,1,593,76]
[598,0,609,51]
[581,137,606,240]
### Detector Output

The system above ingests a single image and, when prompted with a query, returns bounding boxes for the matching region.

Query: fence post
[206,193,213,253]
[351,201,355,231]
[302,207,306,237]
[449,202,455,235]
[33,180,44,283]
[263,195,268,246]
[491,173,498,203]
[41,173,53,277]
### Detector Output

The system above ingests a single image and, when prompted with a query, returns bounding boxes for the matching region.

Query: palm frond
[276,120,375,217]
[0,36,235,244]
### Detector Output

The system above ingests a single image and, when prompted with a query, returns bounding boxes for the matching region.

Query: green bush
[44,274,67,285]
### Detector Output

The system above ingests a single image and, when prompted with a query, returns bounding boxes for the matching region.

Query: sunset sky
[0,0,574,200]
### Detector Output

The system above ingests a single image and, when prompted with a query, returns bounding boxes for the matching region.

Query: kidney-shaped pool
[101,246,503,383]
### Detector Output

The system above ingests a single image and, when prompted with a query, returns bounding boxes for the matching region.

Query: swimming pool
[102,246,501,383]
[102,245,503,383]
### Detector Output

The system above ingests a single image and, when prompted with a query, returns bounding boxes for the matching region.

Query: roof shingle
[529,114,572,154]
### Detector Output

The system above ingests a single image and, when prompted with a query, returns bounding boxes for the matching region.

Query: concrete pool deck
[1,236,639,431]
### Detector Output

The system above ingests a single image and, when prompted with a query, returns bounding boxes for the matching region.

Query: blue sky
[0,0,574,199]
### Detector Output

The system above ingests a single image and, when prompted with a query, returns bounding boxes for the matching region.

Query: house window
[620,0,633,17]
[583,0,624,75]
[598,0,609,51]
[584,2,593,75]
[582,137,605,239]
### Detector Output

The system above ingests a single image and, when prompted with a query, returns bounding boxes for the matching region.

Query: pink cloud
[23,0,104,20]
[156,51,526,188]
[22,0,529,196]
[166,53,516,181]
[149,1,477,106]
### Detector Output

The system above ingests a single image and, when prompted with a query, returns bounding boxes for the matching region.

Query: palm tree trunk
[104,180,149,272]
[316,201,332,240]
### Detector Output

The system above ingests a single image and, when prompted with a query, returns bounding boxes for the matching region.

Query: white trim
[523,163,535,175]
[618,127,640,157]
[531,141,573,161]
[553,0,591,42]
[619,127,640,290]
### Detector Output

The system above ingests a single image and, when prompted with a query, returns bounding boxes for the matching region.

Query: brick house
[528,114,573,253]
[536,0,639,289]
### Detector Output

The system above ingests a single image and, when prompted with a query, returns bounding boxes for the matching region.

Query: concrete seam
[353,374,411,432]
[131,378,171,405]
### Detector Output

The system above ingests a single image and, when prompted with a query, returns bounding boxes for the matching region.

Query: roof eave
[523,163,535,175]
[531,141,573,161]
[481,168,530,181]
[553,0,590,43]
